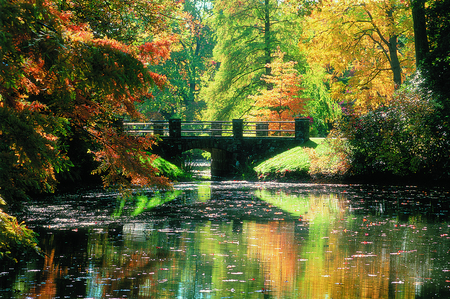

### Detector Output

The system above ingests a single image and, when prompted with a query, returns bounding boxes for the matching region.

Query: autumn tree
[301,0,416,111]
[0,0,177,205]
[200,0,304,120]
[249,48,308,132]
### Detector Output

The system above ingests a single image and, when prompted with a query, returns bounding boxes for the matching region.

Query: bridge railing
[123,118,309,139]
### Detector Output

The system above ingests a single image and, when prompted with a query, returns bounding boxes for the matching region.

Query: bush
[306,138,350,179]
[335,74,450,179]
[151,157,191,181]
[0,197,42,263]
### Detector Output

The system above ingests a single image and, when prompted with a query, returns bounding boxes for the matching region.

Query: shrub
[335,74,450,179]
[0,197,42,263]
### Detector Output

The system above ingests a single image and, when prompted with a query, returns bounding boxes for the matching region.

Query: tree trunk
[410,0,429,69]
[386,8,402,88]
[264,0,273,90]
[388,35,402,88]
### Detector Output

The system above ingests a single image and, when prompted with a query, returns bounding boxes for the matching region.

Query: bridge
[123,118,310,177]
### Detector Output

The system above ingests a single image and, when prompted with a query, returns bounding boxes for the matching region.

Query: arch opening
[182,147,235,179]
[182,149,211,180]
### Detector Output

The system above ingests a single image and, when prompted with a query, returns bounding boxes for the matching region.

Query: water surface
[1,181,450,298]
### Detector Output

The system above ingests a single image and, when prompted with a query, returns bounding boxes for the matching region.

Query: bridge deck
[123,119,309,139]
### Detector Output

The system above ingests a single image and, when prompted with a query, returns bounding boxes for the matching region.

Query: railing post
[169,119,181,138]
[295,118,310,140]
[114,117,124,133]
[232,119,243,138]
[256,122,269,137]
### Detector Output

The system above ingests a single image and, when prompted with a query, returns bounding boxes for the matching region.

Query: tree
[410,0,429,69]
[249,48,308,128]
[420,0,450,108]
[138,0,215,121]
[0,0,177,205]
[62,0,177,42]
[200,0,304,120]
[301,0,416,111]
[302,64,342,136]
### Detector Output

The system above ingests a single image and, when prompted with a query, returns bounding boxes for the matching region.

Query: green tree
[302,64,342,136]
[201,0,304,120]
[138,0,215,120]
[421,0,450,107]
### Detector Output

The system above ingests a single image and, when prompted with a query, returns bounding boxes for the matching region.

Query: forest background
[1,0,449,261]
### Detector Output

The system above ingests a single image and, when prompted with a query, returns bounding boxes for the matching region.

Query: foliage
[305,138,351,179]
[201,0,305,120]
[0,205,42,262]
[249,48,309,127]
[301,0,416,111]
[151,157,191,181]
[302,64,342,136]
[0,0,177,205]
[334,74,449,178]
[137,0,215,120]
[421,0,450,111]
[62,0,177,42]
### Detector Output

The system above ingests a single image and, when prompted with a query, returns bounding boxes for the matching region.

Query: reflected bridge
[124,119,310,177]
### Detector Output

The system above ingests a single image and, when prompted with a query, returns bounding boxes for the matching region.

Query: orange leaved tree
[0,0,177,205]
[249,48,309,133]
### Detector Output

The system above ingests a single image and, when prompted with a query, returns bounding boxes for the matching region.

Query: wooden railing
[123,118,309,139]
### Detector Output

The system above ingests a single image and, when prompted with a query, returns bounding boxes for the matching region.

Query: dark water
[2,181,450,298]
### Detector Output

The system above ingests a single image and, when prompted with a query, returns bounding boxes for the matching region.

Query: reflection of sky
[4,182,450,299]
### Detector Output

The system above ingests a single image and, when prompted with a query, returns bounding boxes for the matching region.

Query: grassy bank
[254,138,348,181]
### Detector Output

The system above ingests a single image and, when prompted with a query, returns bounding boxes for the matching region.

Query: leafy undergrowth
[0,197,42,263]
[151,157,191,181]
[254,138,349,181]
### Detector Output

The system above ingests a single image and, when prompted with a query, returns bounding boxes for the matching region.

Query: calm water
[1,181,450,298]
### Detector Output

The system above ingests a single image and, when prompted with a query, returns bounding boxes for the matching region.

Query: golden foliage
[301,0,416,112]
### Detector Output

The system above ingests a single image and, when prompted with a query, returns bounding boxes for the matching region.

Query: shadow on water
[1,182,450,298]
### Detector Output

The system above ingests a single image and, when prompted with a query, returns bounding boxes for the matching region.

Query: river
[1,180,450,298]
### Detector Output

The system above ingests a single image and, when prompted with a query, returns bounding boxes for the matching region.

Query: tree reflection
[3,184,450,298]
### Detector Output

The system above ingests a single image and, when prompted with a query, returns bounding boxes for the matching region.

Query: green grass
[151,156,191,181]
[254,138,327,179]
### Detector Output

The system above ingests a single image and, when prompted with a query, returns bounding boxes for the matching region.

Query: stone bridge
[124,119,310,177]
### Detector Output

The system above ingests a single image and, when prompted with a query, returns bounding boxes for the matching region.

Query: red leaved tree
[0,0,177,204]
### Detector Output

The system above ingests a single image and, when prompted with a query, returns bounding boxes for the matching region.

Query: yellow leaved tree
[301,0,416,112]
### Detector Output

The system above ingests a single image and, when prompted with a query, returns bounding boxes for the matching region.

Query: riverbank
[252,137,450,187]
[253,137,345,181]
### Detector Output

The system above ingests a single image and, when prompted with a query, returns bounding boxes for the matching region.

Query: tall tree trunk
[386,8,402,88]
[410,0,429,69]
[264,0,273,90]
[388,35,402,89]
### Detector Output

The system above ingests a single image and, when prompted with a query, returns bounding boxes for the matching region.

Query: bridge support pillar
[210,148,233,177]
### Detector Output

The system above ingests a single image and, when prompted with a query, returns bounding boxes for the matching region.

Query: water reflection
[1,183,450,298]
